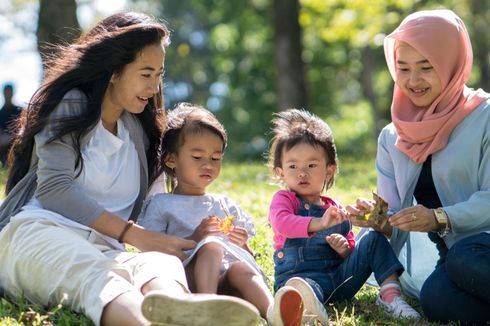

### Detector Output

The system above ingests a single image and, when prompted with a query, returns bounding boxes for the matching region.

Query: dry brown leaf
[357,192,389,228]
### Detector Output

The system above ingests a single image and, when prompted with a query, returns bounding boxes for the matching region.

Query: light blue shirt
[375,99,490,297]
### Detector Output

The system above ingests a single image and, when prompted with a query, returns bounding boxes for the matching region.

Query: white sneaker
[266,285,304,326]
[376,295,421,320]
[285,277,329,325]
[142,290,261,326]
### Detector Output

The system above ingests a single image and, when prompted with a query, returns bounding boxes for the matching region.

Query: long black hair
[6,12,169,194]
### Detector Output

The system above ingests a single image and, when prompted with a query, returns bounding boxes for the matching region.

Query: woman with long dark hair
[0,12,259,326]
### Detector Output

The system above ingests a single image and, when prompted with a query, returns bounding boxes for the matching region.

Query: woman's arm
[389,109,490,238]
[32,91,196,259]
[91,211,195,260]
[34,90,105,227]
[442,118,490,234]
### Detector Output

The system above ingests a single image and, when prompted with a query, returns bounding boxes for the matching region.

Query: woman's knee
[446,243,473,281]
[446,235,489,281]
[139,251,183,268]
[137,252,188,293]
[136,251,186,282]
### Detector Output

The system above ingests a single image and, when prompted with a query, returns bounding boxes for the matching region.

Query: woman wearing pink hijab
[352,9,490,323]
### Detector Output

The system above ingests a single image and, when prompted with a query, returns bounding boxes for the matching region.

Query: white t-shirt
[17,119,140,249]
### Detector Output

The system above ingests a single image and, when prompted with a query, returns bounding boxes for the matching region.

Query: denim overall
[273,196,404,303]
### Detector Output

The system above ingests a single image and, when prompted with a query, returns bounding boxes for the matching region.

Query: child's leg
[218,261,272,318]
[378,274,400,302]
[348,231,420,319]
[329,231,403,301]
[219,261,304,325]
[187,242,224,293]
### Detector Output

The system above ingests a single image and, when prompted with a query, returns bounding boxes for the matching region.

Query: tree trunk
[273,0,308,111]
[37,0,80,69]
[469,0,490,90]
[360,46,382,140]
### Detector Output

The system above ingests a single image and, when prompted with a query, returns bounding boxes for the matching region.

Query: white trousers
[0,216,187,325]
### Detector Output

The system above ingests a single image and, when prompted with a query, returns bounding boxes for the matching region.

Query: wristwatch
[433,208,451,237]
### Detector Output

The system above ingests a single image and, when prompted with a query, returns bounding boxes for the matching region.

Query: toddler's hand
[320,206,348,229]
[307,206,348,233]
[227,226,249,248]
[346,197,392,236]
[345,197,375,220]
[190,216,221,242]
[326,233,351,259]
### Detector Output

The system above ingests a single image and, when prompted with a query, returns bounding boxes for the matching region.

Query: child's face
[275,142,335,204]
[166,128,224,195]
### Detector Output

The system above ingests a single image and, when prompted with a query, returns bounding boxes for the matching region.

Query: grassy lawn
[0,161,449,325]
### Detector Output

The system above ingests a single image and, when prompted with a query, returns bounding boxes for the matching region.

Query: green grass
[0,161,451,325]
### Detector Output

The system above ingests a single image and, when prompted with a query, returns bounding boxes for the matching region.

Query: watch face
[434,209,450,237]
[435,209,447,224]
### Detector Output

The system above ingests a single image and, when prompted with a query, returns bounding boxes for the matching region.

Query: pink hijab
[384,9,489,164]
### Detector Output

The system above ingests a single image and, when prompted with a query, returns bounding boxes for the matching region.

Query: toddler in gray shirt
[138,103,306,326]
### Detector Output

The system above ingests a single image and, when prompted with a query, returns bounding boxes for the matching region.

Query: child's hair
[268,108,338,190]
[161,102,227,189]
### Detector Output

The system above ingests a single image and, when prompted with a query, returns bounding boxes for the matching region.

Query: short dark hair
[161,102,227,185]
[268,108,338,190]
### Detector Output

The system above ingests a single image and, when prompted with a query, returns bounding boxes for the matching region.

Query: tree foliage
[155,0,275,159]
[148,0,489,160]
[14,0,490,160]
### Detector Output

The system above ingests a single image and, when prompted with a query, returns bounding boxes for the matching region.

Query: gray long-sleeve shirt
[0,89,149,231]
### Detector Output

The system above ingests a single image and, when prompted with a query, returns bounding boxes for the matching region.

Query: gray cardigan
[0,89,149,231]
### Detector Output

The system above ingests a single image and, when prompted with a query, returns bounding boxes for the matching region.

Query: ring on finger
[411,212,417,222]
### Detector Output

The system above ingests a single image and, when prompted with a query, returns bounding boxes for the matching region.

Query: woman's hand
[189,216,222,242]
[326,233,351,259]
[128,226,196,261]
[346,197,393,236]
[389,205,439,232]
[91,211,195,260]
[227,226,249,248]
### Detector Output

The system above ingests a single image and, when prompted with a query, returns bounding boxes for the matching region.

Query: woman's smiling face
[395,42,442,109]
[105,43,165,115]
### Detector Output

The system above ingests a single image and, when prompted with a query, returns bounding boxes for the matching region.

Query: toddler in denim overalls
[267,109,421,323]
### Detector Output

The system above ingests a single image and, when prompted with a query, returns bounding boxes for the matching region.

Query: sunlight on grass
[0,168,6,199]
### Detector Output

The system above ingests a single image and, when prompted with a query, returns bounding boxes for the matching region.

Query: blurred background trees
[37,0,80,67]
[1,0,487,160]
